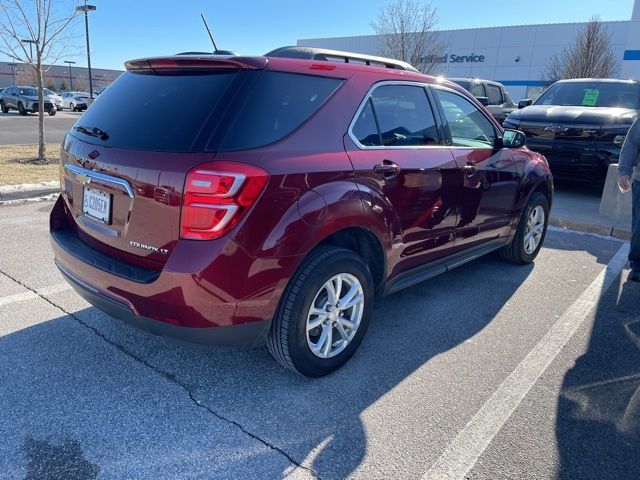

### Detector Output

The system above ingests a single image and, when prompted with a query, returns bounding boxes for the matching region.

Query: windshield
[44,89,55,95]
[18,88,37,96]
[72,92,89,97]
[450,80,471,91]
[535,81,640,108]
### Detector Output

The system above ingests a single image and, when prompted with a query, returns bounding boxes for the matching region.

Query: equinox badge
[130,240,169,255]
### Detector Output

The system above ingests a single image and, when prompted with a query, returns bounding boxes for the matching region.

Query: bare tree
[371,0,448,75]
[0,0,79,163]
[543,17,616,82]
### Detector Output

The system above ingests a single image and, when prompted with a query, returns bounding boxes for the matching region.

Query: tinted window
[352,99,381,146]
[451,80,471,91]
[433,88,496,148]
[486,84,503,105]
[535,81,640,108]
[370,85,439,146]
[470,83,486,97]
[18,88,37,96]
[71,71,237,152]
[218,72,343,151]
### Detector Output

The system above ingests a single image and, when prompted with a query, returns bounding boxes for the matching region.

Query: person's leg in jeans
[630,179,640,275]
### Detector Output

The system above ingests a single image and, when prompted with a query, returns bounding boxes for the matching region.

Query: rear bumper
[49,195,298,346]
[57,261,271,347]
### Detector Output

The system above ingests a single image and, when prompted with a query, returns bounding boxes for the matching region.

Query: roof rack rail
[265,46,420,73]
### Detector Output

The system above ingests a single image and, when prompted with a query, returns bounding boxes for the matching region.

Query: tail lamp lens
[180,162,268,240]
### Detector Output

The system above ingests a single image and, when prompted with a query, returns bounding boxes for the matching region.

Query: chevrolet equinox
[50,47,553,377]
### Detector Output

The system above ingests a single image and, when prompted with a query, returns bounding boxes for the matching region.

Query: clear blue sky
[10,0,637,71]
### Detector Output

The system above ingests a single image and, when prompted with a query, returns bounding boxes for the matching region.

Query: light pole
[7,63,17,85]
[76,3,96,98]
[21,39,37,60]
[64,60,76,90]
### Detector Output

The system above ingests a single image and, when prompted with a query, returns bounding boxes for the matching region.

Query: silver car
[44,88,64,111]
[62,91,90,112]
[0,85,56,115]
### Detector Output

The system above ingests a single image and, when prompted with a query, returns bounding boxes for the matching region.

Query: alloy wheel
[306,273,365,359]
[524,205,545,254]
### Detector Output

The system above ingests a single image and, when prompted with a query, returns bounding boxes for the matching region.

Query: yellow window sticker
[582,89,599,106]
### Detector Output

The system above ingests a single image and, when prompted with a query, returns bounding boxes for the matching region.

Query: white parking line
[423,242,630,480]
[0,282,71,307]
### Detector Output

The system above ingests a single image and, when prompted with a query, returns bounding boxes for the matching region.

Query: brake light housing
[180,162,268,240]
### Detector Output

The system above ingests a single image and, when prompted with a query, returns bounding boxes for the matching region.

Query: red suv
[50,47,553,377]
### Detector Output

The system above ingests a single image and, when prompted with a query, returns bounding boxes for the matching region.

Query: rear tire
[70,103,76,112]
[267,246,374,377]
[48,109,56,116]
[500,191,549,265]
[18,103,27,115]
[0,101,8,113]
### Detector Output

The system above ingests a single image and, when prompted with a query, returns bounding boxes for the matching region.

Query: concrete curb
[0,181,59,203]
[550,216,631,241]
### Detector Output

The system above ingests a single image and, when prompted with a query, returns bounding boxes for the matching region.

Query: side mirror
[476,96,490,106]
[502,128,526,148]
[518,99,532,109]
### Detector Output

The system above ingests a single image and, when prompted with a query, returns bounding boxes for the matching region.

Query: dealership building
[0,61,122,92]
[298,1,640,101]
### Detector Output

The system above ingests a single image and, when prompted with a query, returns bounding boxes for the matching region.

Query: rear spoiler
[125,56,268,72]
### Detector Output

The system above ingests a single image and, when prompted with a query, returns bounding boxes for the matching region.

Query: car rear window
[71,71,237,152]
[215,71,343,151]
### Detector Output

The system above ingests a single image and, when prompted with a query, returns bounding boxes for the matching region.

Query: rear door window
[217,72,343,151]
[486,84,504,105]
[352,99,381,146]
[70,71,237,152]
[369,84,439,147]
[470,83,486,97]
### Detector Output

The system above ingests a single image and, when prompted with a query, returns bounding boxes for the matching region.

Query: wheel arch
[314,226,387,292]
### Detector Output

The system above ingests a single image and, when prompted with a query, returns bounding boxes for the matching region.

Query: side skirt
[383,239,507,296]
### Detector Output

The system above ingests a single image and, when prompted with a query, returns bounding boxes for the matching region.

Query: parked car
[62,91,90,111]
[50,47,553,377]
[44,88,64,111]
[0,85,56,115]
[448,78,517,123]
[504,78,640,182]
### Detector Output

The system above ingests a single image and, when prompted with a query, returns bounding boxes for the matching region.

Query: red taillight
[180,162,268,240]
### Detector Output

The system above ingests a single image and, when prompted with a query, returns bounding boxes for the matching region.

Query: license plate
[82,187,111,223]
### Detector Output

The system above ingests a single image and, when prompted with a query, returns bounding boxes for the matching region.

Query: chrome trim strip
[65,163,135,198]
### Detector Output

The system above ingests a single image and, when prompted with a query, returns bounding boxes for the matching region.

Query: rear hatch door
[59,57,266,267]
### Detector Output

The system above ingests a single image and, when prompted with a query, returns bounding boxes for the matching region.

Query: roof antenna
[200,13,219,52]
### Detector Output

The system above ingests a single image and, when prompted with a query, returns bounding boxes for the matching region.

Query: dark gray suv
[0,85,56,116]
[448,78,517,123]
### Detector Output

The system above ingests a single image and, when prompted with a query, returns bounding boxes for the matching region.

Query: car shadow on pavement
[0,253,535,479]
[556,273,640,480]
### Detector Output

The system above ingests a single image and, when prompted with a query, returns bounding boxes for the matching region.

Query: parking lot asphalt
[0,200,638,480]
[0,110,80,145]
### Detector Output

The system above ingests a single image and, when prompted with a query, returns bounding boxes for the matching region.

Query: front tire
[500,191,549,264]
[70,103,76,112]
[48,109,56,116]
[18,103,27,115]
[267,246,374,377]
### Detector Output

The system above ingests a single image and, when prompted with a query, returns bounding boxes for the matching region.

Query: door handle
[461,163,477,176]
[373,161,401,178]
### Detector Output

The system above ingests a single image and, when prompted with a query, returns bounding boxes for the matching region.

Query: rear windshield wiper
[74,125,109,141]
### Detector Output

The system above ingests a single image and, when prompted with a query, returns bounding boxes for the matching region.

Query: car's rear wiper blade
[74,125,109,140]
